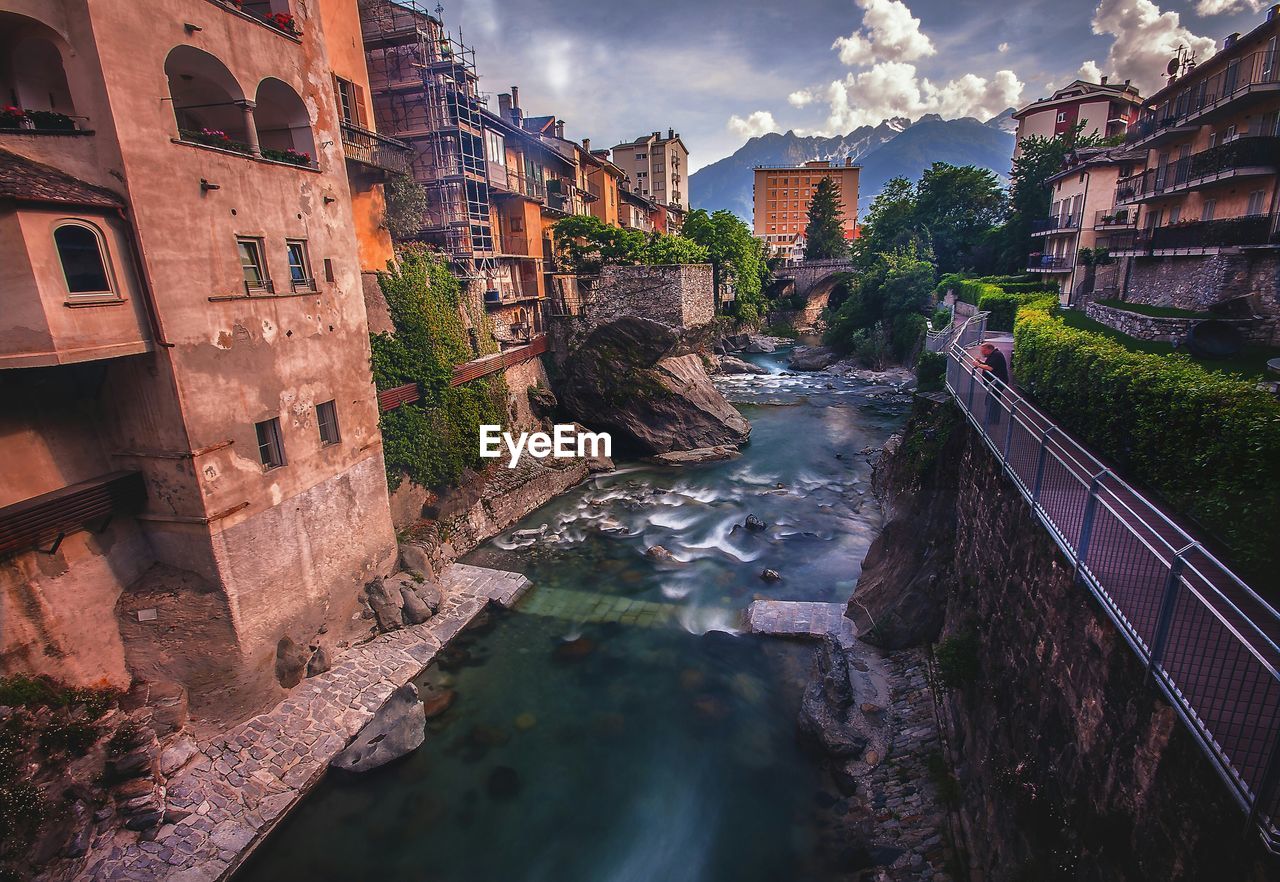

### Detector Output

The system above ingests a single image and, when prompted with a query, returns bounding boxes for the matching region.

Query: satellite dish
[1167,58,1180,76]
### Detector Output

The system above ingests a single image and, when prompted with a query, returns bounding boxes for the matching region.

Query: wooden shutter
[353,81,368,129]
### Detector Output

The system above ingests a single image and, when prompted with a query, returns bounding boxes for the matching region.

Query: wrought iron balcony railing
[1150,214,1276,250]
[1127,49,1280,144]
[1027,254,1074,271]
[340,122,411,177]
[1116,136,1280,204]
[1031,214,1081,235]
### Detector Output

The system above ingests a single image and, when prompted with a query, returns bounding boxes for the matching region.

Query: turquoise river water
[238,347,910,882]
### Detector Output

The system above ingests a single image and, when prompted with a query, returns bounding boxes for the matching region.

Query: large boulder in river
[331,684,425,772]
[718,356,768,375]
[789,345,840,372]
[557,317,750,455]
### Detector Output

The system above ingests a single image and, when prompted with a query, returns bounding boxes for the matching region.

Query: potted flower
[262,146,312,167]
[267,11,300,35]
[1,105,27,129]
[28,110,75,131]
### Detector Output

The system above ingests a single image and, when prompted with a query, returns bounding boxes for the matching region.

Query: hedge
[1013,305,1280,582]
[952,279,1002,306]
[978,290,1057,332]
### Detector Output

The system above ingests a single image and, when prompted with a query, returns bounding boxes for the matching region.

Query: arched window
[164,46,250,150]
[0,13,77,128]
[54,222,113,296]
[255,78,315,166]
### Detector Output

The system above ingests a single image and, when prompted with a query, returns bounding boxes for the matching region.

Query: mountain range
[689,111,1017,223]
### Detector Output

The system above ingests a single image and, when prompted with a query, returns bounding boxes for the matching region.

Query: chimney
[555,119,565,139]
[1224,32,1241,49]
[1270,4,1279,21]
[511,86,520,108]
[582,137,590,152]
[845,157,853,167]
[652,131,661,139]
[498,93,512,120]
[1101,75,1109,85]
[668,127,674,139]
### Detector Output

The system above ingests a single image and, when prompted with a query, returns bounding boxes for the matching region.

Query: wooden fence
[377,335,548,413]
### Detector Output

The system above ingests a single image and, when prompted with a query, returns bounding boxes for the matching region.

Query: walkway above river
[84,565,531,882]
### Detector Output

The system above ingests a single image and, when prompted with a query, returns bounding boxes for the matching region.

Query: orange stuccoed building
[0,0,407,717]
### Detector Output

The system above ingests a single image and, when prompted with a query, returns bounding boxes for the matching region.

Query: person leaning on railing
[976,342,1010,425]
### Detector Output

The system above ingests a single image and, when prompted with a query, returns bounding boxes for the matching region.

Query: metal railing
[1116,137,1280,204]
[1129,49,1280,145]
[1095,208,1138,229]
[340,122,411,176]
[925,310,985,353]
[1027,254,1074,272]
[1151,214,1276,251]
[944,314,1280,850]
[1030,214,1081,235]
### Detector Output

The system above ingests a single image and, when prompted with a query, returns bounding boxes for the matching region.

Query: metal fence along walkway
[944,314,1280,850]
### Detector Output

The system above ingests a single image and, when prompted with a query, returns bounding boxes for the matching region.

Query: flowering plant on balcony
[180,127,253,156]
[27,110,76,131]
[266,12,300,35]
[1,105,26,129]
[261,146,313,167]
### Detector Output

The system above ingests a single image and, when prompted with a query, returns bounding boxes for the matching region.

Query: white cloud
[788,89,816,107]
[1078,59,1104,82]
[819,61,1023,133]
[833,0,936,66]
[727,110,781,138]
[1193,0,1265,15]
[998,42,1010,53]
[1089,0,1218,96]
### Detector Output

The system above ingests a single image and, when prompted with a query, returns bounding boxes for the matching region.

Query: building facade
[752,159,860,247]
[0,0,398,714]
[1097,7,1280,344]
[1012,78,1144,157]
[611,129,689,215]
[1028,147,1145,304]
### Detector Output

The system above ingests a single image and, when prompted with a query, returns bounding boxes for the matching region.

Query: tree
[551,215,707,274]
[856,176,927,263]
[804,177,848,260]
[914,163,1006,274]
[682,208,770,323]
[825,245,935,365]
[383,176,430,241]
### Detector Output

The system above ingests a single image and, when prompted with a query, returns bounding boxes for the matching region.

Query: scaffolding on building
[360,0,495,271]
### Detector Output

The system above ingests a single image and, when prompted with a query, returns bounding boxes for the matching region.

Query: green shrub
[930,305,952,331]
[952,279,1002,306]
[1014,305,1280,582]
[916,351,946,392]
[371,247,508,492]
[977,290,1057,332]
[935,633,980,687]
[934,271,973,296]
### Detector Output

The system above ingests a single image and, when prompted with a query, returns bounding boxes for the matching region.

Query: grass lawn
[1093,298,1213,319]
[1054,308,1280,380]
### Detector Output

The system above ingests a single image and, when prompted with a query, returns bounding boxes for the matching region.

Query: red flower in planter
[268,12,299,33]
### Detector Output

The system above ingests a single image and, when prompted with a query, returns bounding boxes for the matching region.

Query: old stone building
[0,0,399,717]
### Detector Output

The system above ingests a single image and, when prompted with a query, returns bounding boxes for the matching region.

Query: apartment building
[752,159,860,247]
[1098,6,1280,343]
[1012,78,1144,157]
[612,129,689,214]
[0,0,399,710]
[1029,146,1146,304]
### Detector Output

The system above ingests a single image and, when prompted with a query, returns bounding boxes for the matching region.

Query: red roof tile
[0,148,124,208]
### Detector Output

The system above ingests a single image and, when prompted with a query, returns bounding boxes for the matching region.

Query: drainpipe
[116,206,173,349]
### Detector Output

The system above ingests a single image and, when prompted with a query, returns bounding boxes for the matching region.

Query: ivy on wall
[370,246,507,491]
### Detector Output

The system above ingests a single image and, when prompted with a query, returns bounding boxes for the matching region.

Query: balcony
[1106,229,1153,256]
[1116,137,1280,204]
[1095,208,1138,229]
[1027,254,1074,273]
[0,471,146,556]
[1127,49,1280,146]
[1031,214,1081,236]
[0,109,92,136]
[340,123,411,178]
[1149,214,1277,253]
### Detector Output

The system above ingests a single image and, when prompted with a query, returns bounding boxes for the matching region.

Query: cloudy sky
[443,0,1273,171]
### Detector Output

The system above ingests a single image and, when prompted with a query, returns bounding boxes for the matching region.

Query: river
[238,346,911,882]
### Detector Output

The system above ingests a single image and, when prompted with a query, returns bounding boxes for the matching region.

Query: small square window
[286,240,315,291]
[316,400,340,446]
[255,418,286,470]
[238,238,271,293]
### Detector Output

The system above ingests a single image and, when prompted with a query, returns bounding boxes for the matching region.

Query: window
[1247,190,1266,216]
[634,152,646,160]
[333,76,368,128]
[1168,205,1181,224]
[485,130,505,167]
[255,418,286,470]
[54,222,114,297]
[316,400,340,446]
[237,237,271,292]
[1201,199,1217,222]
[1056,111,1067,123]
[286,239,314,291]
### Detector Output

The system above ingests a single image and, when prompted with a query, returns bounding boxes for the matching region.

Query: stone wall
[1116,253,1280,345]
[583,263,715,331]
[1087,301,1269,344]
[864,403,1277,880]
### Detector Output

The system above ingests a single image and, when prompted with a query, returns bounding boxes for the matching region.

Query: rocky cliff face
[860,398,1277,880]
[555,316,750,455]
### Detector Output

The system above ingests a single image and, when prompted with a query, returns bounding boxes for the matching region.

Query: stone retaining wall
[582,263,715,331]
[1085,301,1261,343]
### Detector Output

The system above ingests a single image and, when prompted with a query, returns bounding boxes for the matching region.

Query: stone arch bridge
[772,258,858,325]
